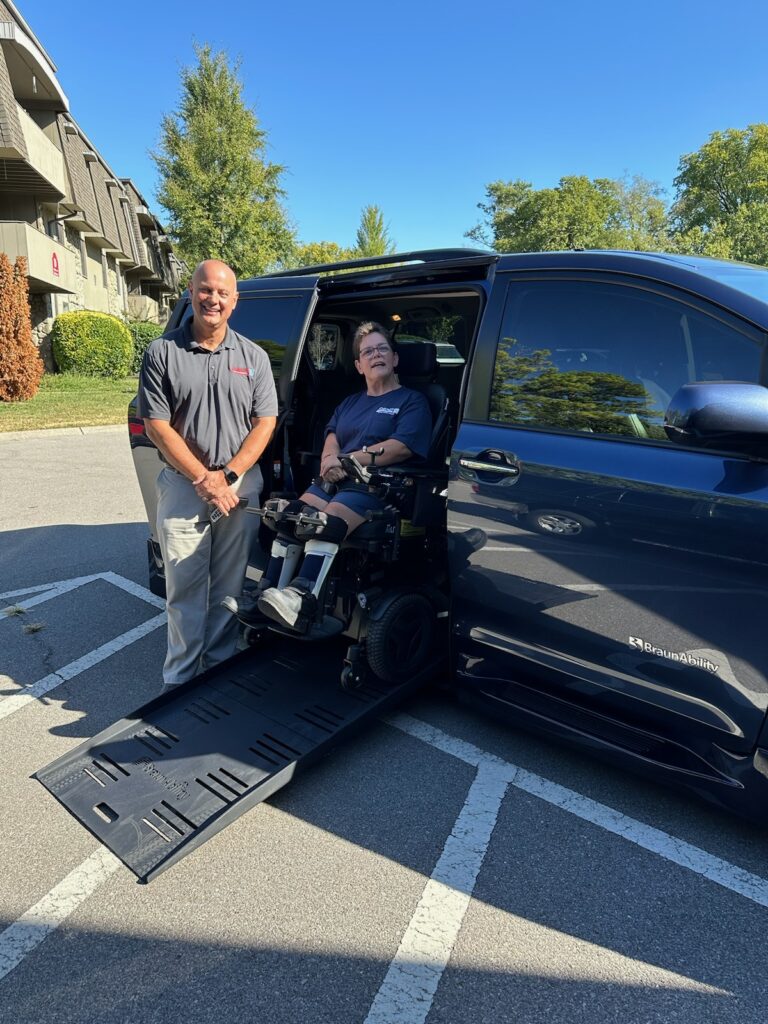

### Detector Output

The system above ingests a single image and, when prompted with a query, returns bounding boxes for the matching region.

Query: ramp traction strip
[36,639,429,882]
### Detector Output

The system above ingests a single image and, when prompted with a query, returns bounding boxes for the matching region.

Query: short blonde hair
[353,321,396,359]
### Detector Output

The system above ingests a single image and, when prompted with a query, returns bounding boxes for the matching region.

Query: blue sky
[24,0,768,253]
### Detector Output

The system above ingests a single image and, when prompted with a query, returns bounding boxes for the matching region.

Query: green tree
[353,204,396,257]
[491,340,657,436]
[153,44,294,277]
[608,175,671,251]
[467,175,672,253]
[289,240,355,268]
[671,124,768,263]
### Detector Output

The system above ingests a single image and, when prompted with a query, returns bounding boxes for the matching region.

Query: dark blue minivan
[130,248,768,821]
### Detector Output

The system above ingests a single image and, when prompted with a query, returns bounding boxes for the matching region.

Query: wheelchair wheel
[366,593,435,683]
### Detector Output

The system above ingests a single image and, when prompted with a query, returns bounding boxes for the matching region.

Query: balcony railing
[0,221,76,293]
[0,106,68,200]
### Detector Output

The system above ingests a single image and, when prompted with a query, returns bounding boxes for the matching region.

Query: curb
[0,424,126,442]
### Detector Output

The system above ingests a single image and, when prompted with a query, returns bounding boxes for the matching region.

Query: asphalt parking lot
[1,426,768,1024]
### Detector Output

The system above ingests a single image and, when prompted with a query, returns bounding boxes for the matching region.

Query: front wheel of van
[524,509,595,538]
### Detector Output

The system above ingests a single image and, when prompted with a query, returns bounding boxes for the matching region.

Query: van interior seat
[395,342,449,467]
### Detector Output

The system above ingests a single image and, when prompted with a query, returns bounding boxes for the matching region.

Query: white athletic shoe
[257,585,306,629]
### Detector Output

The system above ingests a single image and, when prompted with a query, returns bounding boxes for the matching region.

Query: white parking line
[0,572,165,979]
[447,519,508,534]
[0,572,164,613]
[0,614,166,721]
[0,847,121,983]
[99,571,166,609]
[0,582,67,601]
[387,713,768,909]
[2,710,767,996]
[0,575,102,616]
[474,545,531,552]
[366,712,768,1023]
[0,572,166,720]
[364,764,513,1024]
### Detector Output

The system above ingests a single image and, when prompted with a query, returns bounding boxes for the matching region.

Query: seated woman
[255,320,432,632]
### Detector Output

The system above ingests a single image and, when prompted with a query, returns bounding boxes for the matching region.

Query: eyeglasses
[358,343,391,360]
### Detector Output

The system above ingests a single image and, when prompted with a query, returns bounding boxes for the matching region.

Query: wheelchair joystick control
[362,445,385,466]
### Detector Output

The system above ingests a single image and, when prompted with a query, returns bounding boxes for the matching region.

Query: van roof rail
[263,247,493,278]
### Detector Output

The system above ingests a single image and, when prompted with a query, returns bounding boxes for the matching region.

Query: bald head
[191,259,237,290]
[188,260,238,343]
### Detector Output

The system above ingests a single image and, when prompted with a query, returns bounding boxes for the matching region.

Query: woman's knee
[301,491,329,511]
[324,501,365,534]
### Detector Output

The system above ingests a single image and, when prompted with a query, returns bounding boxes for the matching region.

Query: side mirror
[664,382,768,458]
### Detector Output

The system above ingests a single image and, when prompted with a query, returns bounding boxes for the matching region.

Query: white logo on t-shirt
[376,407,399,415]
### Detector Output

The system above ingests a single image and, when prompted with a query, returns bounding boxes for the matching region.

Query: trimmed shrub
[51,311,134,378]
[128,321,162,373]
[0,253,44,402]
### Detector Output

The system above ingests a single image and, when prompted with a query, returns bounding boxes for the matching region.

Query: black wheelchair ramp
[36,638,430,883]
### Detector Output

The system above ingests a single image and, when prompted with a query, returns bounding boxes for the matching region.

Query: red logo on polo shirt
[231,366,254,378]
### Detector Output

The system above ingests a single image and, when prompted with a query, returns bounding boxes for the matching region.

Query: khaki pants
[156,466,262,685]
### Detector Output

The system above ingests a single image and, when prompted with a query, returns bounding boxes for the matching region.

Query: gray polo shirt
[137,320,278,469]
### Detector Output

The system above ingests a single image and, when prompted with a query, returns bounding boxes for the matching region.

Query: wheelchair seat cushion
[344,512,397,543]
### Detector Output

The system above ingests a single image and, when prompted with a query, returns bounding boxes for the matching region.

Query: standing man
[137,260,277,691]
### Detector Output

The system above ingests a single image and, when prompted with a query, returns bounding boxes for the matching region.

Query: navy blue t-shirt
[326,387,432,461]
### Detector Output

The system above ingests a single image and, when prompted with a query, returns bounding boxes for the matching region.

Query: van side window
[307,323,341,370]
[490,279,764,441]
[228,296,308,381]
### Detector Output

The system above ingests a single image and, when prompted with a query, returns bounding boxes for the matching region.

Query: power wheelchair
[232,342,451,691]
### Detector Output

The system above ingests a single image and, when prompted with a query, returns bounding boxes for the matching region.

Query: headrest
[396,342,437,378]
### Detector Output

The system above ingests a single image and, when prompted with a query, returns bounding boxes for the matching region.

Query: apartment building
[0,1,183,367]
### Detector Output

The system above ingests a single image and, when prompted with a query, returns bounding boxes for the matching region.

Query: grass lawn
[0,373,137,432]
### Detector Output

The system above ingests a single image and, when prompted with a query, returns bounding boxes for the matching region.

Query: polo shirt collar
[184,319,237,352]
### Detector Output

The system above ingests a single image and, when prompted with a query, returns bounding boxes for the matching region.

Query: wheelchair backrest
[396,342,450,468]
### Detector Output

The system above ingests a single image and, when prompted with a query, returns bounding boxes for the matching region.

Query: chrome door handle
[459,458,519,476]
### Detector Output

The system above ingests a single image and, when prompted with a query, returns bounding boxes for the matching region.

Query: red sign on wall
[51,252,60,277]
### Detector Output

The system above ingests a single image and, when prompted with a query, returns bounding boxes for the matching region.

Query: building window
[101,251,109,288]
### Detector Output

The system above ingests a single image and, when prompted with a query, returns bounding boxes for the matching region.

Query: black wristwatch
[222,466,239,485]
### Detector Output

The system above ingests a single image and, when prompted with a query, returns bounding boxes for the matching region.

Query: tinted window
[228,296,308,381]
[491,279,764,441]
[396,313,468,365]
[307,323,341,370]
